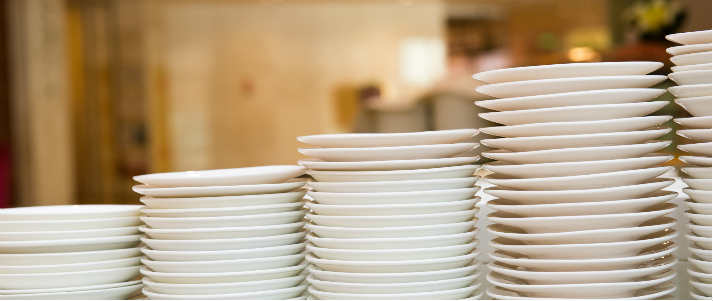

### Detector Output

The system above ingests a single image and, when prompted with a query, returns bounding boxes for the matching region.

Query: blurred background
[0,0,710,207]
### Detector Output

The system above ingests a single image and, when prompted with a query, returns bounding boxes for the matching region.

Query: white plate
[480,116,672,138]
[0,283,141,300]
[307,210,475,228]
[140,222,304,240]
[307,165,477,182]
[141,243,304,261]
[0,247,140,266]
[689,245,712,261]
[475,88,665,111]
[132,182,305,198]
[142,274,306,295]
[307,253,477,273]
[685,189,713,203]
[140,262,307,284]
[0,235,140,254]
[483,179,673,204]
[141,232,305,251]
[676,96,713,116]
[476,75,666,98]
[309,264,479,283]
[0,205,141,221]
[672,62,712,72]
[682,167,713,178]
[0,266,139,290]
[307,177,477,193]
[133,165,305,186]
[671,52,712,66]
[483,155,672,178]
[667,43,712,55]
[0,257,139,274]
[139,191,305,209]
[299,157,478,171]
[308,188,478,205]
[490,231,676,259]
[481,129,670,152]
[488,285,676,300]
[688,266,712,280]
[485,167,670,190]
[488,203,674,234]
[679,142,713,156]
[680,156,713,166]
[0,280,141,297]
[667,30,712,45]
[306,243,476,261]
[142,285,306,300]
[690,257,713,274]
[308,284,479,300]
[141,253,305,273]
[305,221,475,239]
[307,198,476,216]
[473,62,663,84]
[691,281,712,298]
[668,84,712,98]
[0,226,138,241]
[298,143,478,162]
[306,232,475,250]
[688,234,713,250]
[308,273,477,294]
[482,141,670,164]
[141,211,305,229]
[676,116,713,129]
[687,211,712,226]
[480,101,668,126]
[679,129,713,142]
[690,224,713,238]
[487,192,676,217]
[670,70,712,85]
[297,129,477,147]
[0,216,140,232]
[141,202,304,217]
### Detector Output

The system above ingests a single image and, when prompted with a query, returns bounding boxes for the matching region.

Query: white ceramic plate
[668,84,712,98]
[482,141,670,164]
[0,235,140,253]
[667,43,712,55]
[0,216,140,232]
[306,210,476,228]
[298,143,478,162]
[689,257,713,274]
[483,179,673,204]
[142,285,307,300]
[308,284,479,300]
[141,273,306,295]
[479,101,668,125]
[308,273,477,294]
[0,205,140,221]
[0,226,138,241]
[0,283,141,300]
[132,181,305,198]
[475,88,664,111]
[0,257,139,274]
[140,232,305,251]
[297,129,477,147]
[685,189,713,203]
[140,222,304,240]
[141,211,305,229]
[679,142,713,156]
[0,247,140,266]
[307,165,478,182]
[476,75,666,98]
[690,224,713,238]
[687,211,712,226]
[679,129,712,142]
[667,30,712,45]
[689,245,712,261]
[676,96,713,116]
[306,242,476,261]
[307,177,477,193]
[307,198,476,216]
[307,188,478,205]
[0,266,139,290]
[0,280,141,297]
[483,155,672,178]
[140,262,307,284]
[687,199,713,214]
[479,116,672,138]
[305,221,475,239]
[141,253,305,273]
[682,167,713,178]
[485,167,670,190]
[688,234,713,250]
[307,253,477,273]
[676,116,713,129]
[141,243,304,261]
[306,232,475,250]
[309,264,479,283]
[671,52,712,66]
[141,202,304,218]
[133,165,305,186]
[672,62,712,72]
[488,285,676,300]
[481,129,670,152]
[473,62,663,84]
[139,191,305,209]
[299,156,477,172]
[680,156,713,166]
[670,70,712,85]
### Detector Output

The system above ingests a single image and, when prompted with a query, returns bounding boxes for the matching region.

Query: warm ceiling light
[567,46,600,62]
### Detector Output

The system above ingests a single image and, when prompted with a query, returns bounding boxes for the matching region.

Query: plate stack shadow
[0,205,143,299]
[297,130,483,299]
[666,29,712,300]
[132,166,308,300]
[473,62,680,299]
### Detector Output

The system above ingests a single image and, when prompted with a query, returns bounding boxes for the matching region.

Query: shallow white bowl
[481,129,670,152]
[482,141,670,164]
[309,264,479,283]
[679,142,713,156]
[0,248,139,266]
[308,284,479,300]
[132,181,304,198]
[142,285,307,300]
[0,205,141,221]
[671,51,712,66]
[306,210,476,227]
[307,188,477,205]
[298,157,478,172]
[667,30,712,45]
[680,156,713,167]
[0,257,139,274]
[472,62,663,83]
[297,129,477,147]
[670,70,712,85]
[676,96,713,117]
[141,202,304,218]
[0,216,140,232]
[0,283,142,300]
[305,221,474,238]
[141,232,305,251]
[485,166,670,190]
[682,167,713,179]
[667,43,712,55]
[479,101,668,125]
[307,273,477,294]
[0,235,140,253]
[307,177,476,193]
[679,129,712,142]
[0,266,139,290]
[306,231,475,250]
[306,242,476,261]
[307,253,477,273]
[140,210,305,229]
[141,243,304,261]
[479,116,672,138]
[140,222,304,240]
[299,143,478,162]
[483,155,672,178]
[475,88,664,111]
[133,165,305,186]
[0,226,138,241]
[307,198,476,216]
[475,75,666,98]
[675,116,713,129]
[307,165,478,182]
[140,262,307,284]
[139,191,305,209]
[669,84,713,98]
[141,252,305,273]
[142,273,306,295]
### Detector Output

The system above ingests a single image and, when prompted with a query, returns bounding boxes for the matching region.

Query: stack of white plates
[666,29,713,300]
[297,130,483,299]
[0,205,142,299]
[132,166,308,300]
[473,62,680,299]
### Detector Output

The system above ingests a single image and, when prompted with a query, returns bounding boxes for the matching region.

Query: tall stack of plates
[473,62,680,299]
[0,205,142,299]
[297,130,483,300]
[132,166,308,300]
[666,29,712,300]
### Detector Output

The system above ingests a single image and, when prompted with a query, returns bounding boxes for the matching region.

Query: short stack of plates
[473,62,680,299]
[132,166,308,300]
[297,130,483,300]
[0,205,142,299]
[666,29,712,300]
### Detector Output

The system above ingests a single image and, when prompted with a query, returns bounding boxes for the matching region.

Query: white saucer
[475,88,664,111]
[679,142,713,156]
[0,205,141,221]
[682,167,712,178]
[0,283,141,300]
[297,129,477,147]
[141,273,306,295]
[668,84,712,98]
[479,116,672,138]
[687,211,712,226]
[307,164,478,182]
[667,43,712,55]
[307,177,477,193]
[139,262,307,284]
[0,247,140,266]
[307,188,478,205]
[672,62,712,72]
[483,155,672,178]
[670,70,712,85]
[141,211,305,229]
[678,129,712,142]
[485,166,670,190]
[309,264,479,283]
[141,285,307,300]
[475,75,666,98]
[676,96,713,116]
[680,156,713,167]
[667,30,712,45]
[307,273,477,294]
[308,284,479,300]
[139,191,305,209]
[141,243,304,261]
[306,198,476,215]
[306,210,476,228]
[0,266,139,290]
[305,221,474,239]
[133,165,305,186]
[0,280,141,298]
[685,189,712,203]
[139,222,304,240]
[307,253,477,273]
[140,202,304,217]
[306,231,475,250]
[0,235,140,253]
[132,181,305,198]
[0,257,139,274]
[298,143,478,162]
[481,129,670,152]
[0,216,140,232]
[306,242,476,261]
[140,252,305,273]
[479,101,668,125]
[0,226,138,241]
[140,232,305,251]
[299,156,477,172]
[473,62,663,83]
[671,51,712,66]
[482,141,670,164]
